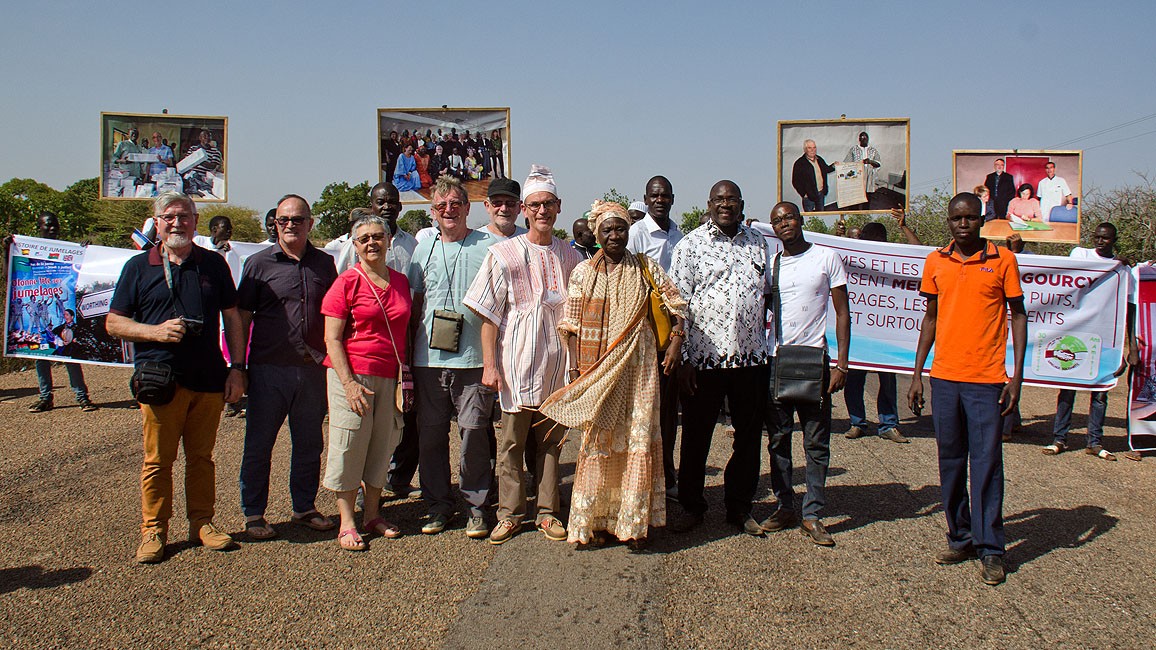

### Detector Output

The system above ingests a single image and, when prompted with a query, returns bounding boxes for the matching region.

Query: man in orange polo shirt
[907,192,1027,586]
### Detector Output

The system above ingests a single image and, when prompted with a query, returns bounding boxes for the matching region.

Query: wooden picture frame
[777,117,911,216]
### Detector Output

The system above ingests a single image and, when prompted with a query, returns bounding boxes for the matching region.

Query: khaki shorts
[323,369,403,493]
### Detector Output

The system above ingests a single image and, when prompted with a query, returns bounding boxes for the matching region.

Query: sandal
[1085,446,1117,461]
[1042,442,1067,455]
[363,517,402,539]
[245,517,277,540]
[338,528,366,551]
[292,511,337,531]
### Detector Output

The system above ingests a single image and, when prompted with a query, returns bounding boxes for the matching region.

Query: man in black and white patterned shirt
[668,180,773,535]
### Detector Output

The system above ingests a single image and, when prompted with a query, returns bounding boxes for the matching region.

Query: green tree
[1082,176,1156,263]
[552,228,570,241]
[679,206,706,234]
[804,216,830,235]
[312,180,371,240]
[398,209,431,235]
[197,205,265,242]
[601,188,631,210]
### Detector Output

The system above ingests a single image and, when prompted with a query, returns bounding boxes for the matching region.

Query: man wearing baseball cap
[482,178,527,240]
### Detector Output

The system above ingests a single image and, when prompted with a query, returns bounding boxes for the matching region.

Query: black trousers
[387,409,419,490]
[678,365,768,517]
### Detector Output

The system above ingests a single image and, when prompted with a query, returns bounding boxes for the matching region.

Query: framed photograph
[378,107,511,204]
[954,150,1083,244]
[778,118,910,215]
[100,112,228,202]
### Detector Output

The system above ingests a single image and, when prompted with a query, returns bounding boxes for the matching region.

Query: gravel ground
[1,365,1153,649]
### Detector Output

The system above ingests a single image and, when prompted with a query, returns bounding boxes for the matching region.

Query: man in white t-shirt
[763,201,851,547]
[1037,162,1072,224]
[1043,222,1137,460]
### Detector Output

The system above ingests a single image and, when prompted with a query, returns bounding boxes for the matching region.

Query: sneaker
[78,398,99,412]
[136,529,167,564]
[28,398,53,413]
[537,515,566,541]
[488,519,520,545]
[194,522,237,551]
[878,428,910,444]
[844,425,867,439]
[421,512,449,535]
[465,516,489,539]
[980,555,1006,585]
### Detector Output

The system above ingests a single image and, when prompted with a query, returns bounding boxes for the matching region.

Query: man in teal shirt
[407,176,498,538]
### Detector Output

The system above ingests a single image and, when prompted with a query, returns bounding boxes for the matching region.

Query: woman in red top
[321,214,412,551]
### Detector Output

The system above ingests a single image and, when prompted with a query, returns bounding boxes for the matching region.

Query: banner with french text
[1127,264,1156,451]
[753,225,1128,390]
[4,236,282,368]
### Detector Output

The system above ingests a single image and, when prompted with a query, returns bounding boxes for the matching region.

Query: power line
[1083,127,1156,152]
[1049,112,1156,148]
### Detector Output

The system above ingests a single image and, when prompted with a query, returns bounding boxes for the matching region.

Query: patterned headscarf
[587,200,629,233]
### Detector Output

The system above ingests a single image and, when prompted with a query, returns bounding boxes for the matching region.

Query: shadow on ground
[0,565,93,594]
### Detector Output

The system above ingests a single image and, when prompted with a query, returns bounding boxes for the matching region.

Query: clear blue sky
[3,1,1155,230]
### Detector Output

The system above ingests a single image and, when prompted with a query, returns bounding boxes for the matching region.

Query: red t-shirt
[321,265,412,379]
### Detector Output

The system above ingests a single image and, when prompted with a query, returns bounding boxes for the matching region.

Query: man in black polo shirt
[107,192,247,564]
[235,194,338,540]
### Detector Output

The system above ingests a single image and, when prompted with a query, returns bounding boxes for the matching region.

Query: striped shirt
[464,235,581,412]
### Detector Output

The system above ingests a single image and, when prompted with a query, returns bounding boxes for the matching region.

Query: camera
[180,317,204,336]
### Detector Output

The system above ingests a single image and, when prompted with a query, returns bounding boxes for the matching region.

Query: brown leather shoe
[800,518,835,546]
[980,555,1006,585]
[135,529,167,564]
[194,522,237,551]
[844,426,867,439]
[935,544,977,565]
[759,508,799,533]
[726,513,764,537]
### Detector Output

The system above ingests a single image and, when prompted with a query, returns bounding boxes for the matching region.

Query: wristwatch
[230,363,248,371]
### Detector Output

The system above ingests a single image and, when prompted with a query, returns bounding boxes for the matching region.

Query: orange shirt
[920,241,1023,384]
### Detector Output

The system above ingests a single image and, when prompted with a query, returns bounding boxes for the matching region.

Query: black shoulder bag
[771,252,826,404]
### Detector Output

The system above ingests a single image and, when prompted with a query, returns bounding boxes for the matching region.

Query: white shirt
[416,226,439,244]
[626,215,684,271]
[1038,176,1071,223]
[1070,246,1135,304]
[772,243,847,352]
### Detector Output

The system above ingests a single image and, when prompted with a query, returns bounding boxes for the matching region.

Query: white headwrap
[628,201,647,214]
[522,164,558,199]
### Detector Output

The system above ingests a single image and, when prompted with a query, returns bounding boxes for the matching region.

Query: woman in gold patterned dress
[540,201,686,548]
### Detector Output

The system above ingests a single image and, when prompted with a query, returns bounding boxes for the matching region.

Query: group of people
[107,126,223,199]
[92,161,1140,588]
[790,131,887,212]
[980,158,1076,223]
[383,128,505,194]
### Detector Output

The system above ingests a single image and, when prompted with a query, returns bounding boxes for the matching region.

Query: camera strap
[160,245,203,322]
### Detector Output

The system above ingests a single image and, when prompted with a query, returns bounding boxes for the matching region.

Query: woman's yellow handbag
[637,253,672,350]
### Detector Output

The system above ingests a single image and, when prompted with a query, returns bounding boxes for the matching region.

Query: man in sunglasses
[107,191,248,563]
[233,194,339,540]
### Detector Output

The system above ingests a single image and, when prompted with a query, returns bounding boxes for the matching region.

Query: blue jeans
[35,359,88,402]
[930,378,1005,558]
[1053,389,1107,448]
[766,361,832,520]
[802,195,827,212]
[239,364,328,517]
[843,369,899,433]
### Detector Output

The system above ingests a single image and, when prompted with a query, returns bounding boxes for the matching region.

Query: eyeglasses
[488,199,519,208]
[156,213,195,224]
[433,199,465,212]
[525,199,559,212]
[274,217,309,226]
[770,214,800,226]
[355,233,389,244]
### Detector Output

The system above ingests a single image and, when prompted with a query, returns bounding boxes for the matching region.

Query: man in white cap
[465,165,582,545]
[628,201,648,224]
